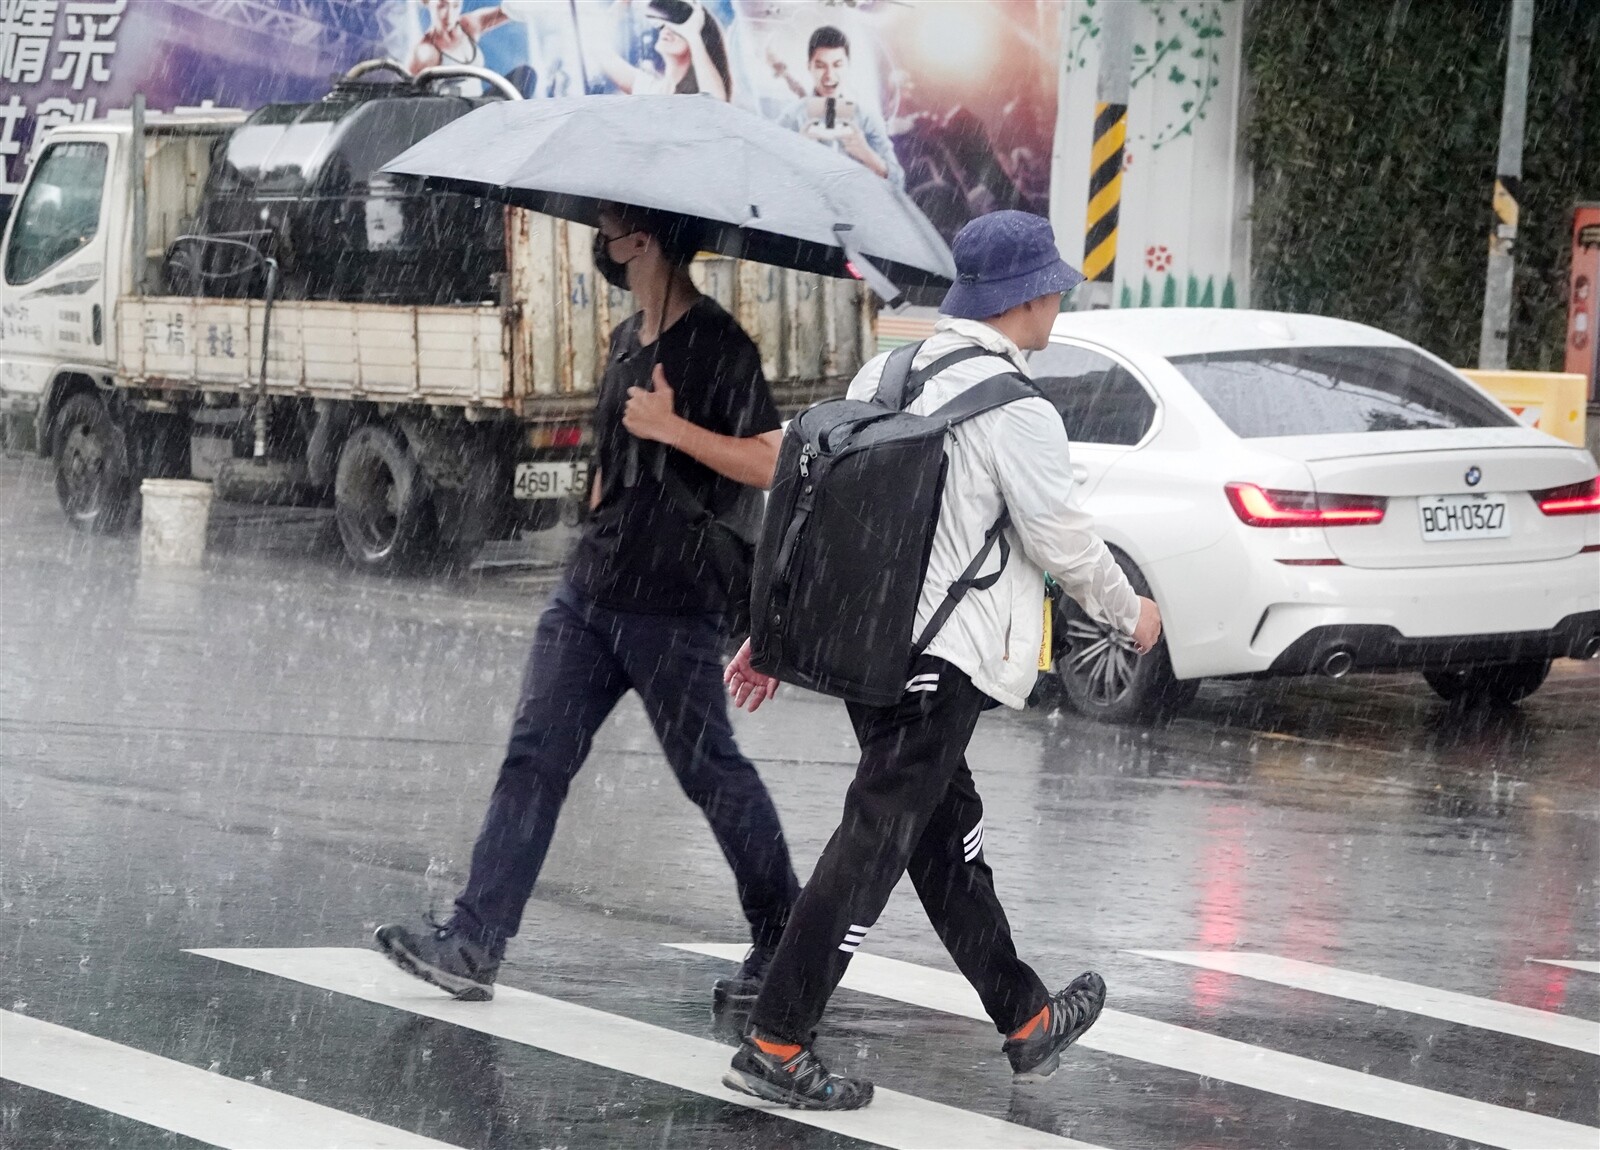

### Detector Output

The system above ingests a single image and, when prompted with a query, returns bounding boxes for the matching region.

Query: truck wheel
[52,392,132,534]
[1423,660,1550,707]
[334,424,436,574]
[1055,559,1198,724]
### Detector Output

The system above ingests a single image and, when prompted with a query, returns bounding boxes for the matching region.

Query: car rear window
[1167,345,1516,437]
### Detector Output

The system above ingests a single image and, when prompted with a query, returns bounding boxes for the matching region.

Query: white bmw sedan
[1033,309,1600,722]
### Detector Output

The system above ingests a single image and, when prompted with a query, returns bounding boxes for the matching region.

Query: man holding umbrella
[375,203,798,1009]
[373,88,955,1011]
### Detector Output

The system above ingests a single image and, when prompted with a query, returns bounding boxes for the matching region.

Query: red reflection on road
[1193,803,1247,1015]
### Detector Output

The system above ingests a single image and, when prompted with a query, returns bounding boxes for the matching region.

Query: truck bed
[117,214,875,419]
[117,296,510,408]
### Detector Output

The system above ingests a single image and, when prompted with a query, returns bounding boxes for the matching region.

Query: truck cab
[1,69,869,572]
[0,109,243,456]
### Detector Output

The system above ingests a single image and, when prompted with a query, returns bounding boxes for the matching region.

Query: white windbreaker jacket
[846,318,1142,709]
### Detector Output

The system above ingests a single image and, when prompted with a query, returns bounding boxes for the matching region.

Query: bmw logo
[1465,466,1482,487]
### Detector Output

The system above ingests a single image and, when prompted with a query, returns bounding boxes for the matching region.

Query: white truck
[0,63,871,572]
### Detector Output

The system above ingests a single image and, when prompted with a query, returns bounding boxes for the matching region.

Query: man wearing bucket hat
[720,210,1162,1110]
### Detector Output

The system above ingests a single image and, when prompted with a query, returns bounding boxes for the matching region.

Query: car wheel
[52,392,132,534]
[1422,660,1551,706]
[334,424,436,574]
[1054,559,1199,724]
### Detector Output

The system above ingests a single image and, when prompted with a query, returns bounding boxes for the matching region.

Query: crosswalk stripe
[1533,959,1600,975]
[0,1008,460,1150]
[668,942,1600,1150]
[188,947,1100,1150]
[1131,950,1599,1055]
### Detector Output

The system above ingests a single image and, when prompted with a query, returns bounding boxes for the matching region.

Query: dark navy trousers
[452,581,799,950]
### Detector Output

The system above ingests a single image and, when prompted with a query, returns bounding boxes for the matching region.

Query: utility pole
[1479,0,1535,369]
[1082,0,1134,310]
[131,93,147,296]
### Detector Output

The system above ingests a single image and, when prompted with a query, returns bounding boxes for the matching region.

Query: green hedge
[1244,0,1599,371]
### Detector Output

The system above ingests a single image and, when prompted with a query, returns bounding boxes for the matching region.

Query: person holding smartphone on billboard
[776,26,903,188]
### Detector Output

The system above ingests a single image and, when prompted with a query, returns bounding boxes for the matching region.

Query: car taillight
[1533,476,1600,516]
[1224,482,1387,527]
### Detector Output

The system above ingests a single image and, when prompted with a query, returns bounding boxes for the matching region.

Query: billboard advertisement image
[2,0,1062,243]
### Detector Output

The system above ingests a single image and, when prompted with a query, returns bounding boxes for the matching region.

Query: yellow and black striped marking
[1084,101,1128,283]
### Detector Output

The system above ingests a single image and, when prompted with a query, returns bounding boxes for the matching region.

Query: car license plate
[1418,493,1510,541]
[513,461,588,501]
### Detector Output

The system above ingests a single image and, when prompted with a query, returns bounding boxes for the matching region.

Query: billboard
[1,0,1062,242]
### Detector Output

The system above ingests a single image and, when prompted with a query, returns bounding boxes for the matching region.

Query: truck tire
[334,424,436,574]
[1054,558,1198,724]
[52,392,132,534]
[1423,660,1550,707]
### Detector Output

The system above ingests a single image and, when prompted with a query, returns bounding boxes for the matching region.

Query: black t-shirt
[567,296,780,614]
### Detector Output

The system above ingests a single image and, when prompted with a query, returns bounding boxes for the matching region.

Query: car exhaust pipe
[1318,648,1355,679]
[1579,635,1600,661]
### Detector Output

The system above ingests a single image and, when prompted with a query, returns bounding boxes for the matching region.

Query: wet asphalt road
[1,455,1597,1150]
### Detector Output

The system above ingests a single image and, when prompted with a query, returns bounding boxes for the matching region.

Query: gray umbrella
[382,94,955,305]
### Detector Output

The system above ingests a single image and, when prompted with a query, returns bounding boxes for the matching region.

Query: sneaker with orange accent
[1002,971,1106,1082]
[723,1035,874,1110]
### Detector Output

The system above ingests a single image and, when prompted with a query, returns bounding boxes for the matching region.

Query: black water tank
[167,84,503,306]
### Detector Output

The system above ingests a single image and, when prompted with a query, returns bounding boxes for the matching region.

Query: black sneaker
[374,922,501,1002]
[711,943,776,1019]
[1002,971,1106,1082]
[723,1037,874,1111]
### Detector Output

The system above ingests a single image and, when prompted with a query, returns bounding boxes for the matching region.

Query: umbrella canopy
[382,94,955,305]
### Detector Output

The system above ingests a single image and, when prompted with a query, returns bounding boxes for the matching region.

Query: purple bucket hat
[939,210,1086,320]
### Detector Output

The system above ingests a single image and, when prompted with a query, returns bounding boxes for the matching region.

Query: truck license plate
[1418,493,1510,541]
[514,461,588,501]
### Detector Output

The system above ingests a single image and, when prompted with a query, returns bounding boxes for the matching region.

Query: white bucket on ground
[140,479,213,567]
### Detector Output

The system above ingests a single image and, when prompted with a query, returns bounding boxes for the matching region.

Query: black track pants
[747,657,1050,1043]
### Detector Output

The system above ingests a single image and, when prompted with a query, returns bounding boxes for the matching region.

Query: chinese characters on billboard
[2,0,126,198]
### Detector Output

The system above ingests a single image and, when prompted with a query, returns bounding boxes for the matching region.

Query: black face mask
[593,231,636,291]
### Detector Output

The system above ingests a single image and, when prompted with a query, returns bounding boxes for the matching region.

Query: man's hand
[1131,596,1163,656]
[725,638,780,712]
[839,124,873,163]
[839,124,890,178]
[624,364,685,446]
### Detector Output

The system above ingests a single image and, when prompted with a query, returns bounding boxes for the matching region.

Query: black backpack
[750,341,1038,706]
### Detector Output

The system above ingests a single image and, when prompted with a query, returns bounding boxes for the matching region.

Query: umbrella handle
[834,224,905,309]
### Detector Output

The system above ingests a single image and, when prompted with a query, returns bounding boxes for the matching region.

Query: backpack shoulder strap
[927,370,1039,426]
[874,340,1024,412]
[911,508,1011,660]
[906,371,1040,662]
[899,347,1003,408]
[870,340,923,410]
